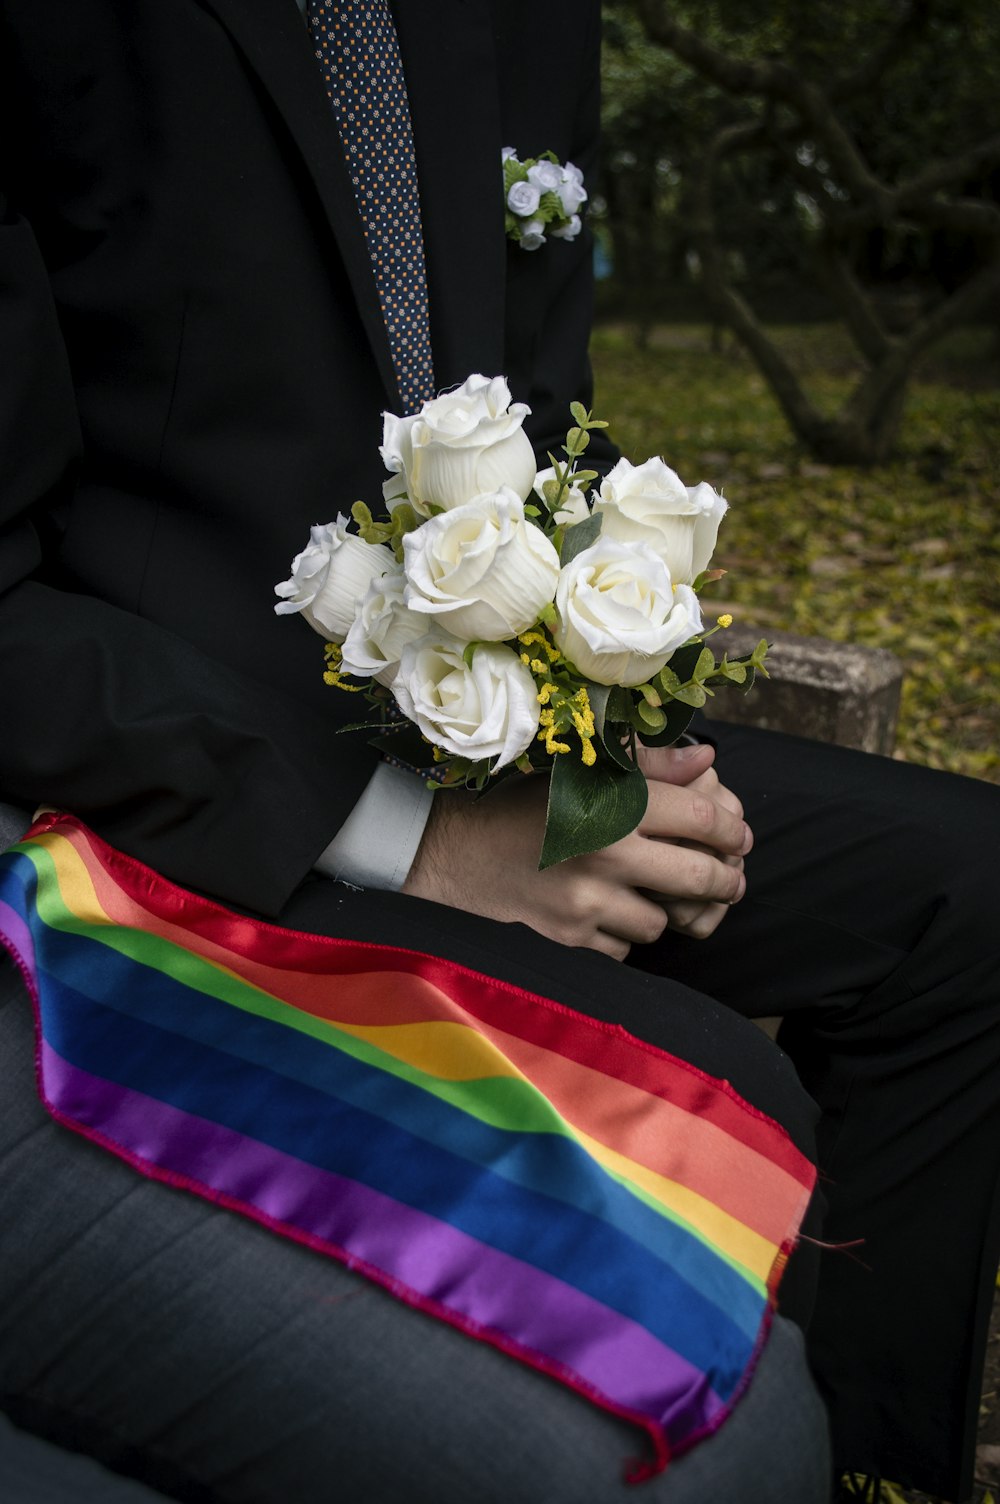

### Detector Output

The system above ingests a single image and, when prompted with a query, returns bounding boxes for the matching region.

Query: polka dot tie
[307,0,436,414]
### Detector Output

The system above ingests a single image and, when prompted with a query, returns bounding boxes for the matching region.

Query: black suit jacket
[0,0,607,913]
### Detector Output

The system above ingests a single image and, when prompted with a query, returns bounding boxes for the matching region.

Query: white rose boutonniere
[502,149,587,249]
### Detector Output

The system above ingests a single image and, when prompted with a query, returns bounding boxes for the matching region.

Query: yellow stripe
[32,831,110,926]
[32,829,780,1279]
[334,1017,776,1280]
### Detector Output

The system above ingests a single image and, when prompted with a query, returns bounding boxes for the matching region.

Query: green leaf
[588,685,635,770]
[672,683,709,707]
[716,657,747,684]
[559,511,602,564]
[637,701,667,732]
[503,159,529,190]
[569,401,589,427]
[607,686,633,722]
[539,755,647,869]
[750,639,771,677]
[635,699,696,748]
[694,647,717,681]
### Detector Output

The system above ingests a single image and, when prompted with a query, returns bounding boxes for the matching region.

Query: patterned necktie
[307,0,436,414]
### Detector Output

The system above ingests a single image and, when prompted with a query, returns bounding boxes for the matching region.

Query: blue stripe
[35,956,756,1394]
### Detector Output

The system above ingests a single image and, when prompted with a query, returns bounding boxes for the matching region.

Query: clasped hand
[403,741,751,960]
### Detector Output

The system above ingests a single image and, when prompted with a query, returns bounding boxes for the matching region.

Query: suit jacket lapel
[393,0,506,392]
[198,0,400,405]
[196,0,506,404]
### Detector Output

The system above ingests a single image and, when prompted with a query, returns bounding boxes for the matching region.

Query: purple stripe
[41,1039,724,1435]
[0,898,36,976]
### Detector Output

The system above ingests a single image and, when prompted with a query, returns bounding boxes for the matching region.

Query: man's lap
[0,955,829,1503]
[3,725,994,1496]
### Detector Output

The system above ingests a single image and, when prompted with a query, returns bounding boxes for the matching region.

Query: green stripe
[24,837,766,1293]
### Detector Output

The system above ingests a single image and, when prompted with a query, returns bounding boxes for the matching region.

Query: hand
[636,741,751,940]
[402,742,751,961]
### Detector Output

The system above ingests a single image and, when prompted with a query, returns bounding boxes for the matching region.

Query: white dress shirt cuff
[313,761,434,891]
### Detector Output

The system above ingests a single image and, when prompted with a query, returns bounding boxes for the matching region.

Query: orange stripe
[41,824,808,1243]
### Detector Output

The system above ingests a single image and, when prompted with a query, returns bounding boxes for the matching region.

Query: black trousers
[637,719,1000,1499]
[278,719,1000,1499]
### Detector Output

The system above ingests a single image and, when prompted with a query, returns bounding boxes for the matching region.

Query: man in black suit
[0,3,996,1501]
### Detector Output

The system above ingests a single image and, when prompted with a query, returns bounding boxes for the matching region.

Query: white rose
[594,458,728,585]
[274,517,395,642]
[549,213,582,242]
[533,466,591,527]
[380,374,537,515]
[558,164,587,217]
[340,564,426,686]
[518,219,546,251]
[527,160,564,193]
[403,488,559,642]
[553,538,703,687]
[393,634,540,771]
[507,180,541,218]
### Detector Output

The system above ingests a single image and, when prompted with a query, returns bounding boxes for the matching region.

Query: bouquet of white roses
[275,375,767,867]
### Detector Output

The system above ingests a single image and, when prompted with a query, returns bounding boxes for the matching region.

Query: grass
[590,322,1000,783]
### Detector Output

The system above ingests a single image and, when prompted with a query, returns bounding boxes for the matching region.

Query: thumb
[637,740,716,786]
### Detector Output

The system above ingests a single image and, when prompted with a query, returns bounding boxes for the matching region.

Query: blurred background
[590,0,999,785]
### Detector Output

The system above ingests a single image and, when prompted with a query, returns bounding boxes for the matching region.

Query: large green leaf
[539,752,647,869]
[588,684,635,770]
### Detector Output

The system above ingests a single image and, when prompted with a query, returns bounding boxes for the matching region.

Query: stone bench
[701,623,904,755]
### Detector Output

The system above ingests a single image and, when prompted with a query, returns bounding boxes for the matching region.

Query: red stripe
[35,814,815,1190]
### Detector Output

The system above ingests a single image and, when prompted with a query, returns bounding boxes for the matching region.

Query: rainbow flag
[0,813,815,1479]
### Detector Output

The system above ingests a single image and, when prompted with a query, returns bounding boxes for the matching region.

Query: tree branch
[810,237,893,364]
[633,0,793,98]
[690,124,840,453]
[635,1,891,211]
[829,0,928,102]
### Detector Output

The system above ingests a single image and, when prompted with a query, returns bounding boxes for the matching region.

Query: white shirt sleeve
[313,761,434,891]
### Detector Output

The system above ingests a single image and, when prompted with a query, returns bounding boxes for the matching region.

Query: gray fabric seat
[0,1413,170,1503]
